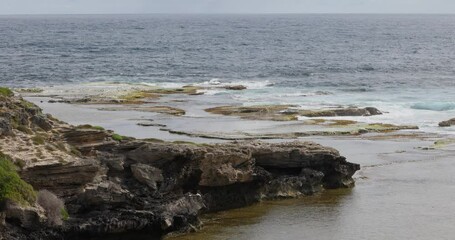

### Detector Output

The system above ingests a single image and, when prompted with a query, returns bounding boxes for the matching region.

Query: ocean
[1,14,455,134]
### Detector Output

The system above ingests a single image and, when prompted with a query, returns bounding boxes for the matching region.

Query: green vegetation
[120,90,161,102]
[0,87,14,97]
[14,159,26,169]
[70,147,82,157]
[32,135,46,145]
[112,134,124,141]
[143,138,165,143]
[0,154,36,206]
[19,99,36,109]
[433,139,455,149]
[16,125,33,135]
[60,207,69,221]
[76,124,105,131]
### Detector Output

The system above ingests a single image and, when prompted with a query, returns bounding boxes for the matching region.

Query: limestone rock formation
[205,104,382,121]
[0,92,360,239]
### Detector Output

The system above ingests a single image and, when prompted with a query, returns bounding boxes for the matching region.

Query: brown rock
[439,118,455,127]
[21,159,100,196]
[205,105,382,121]
[63,128,108,148]
[223,85,247,90]
[242,141,360,188]
[301,107,382,117]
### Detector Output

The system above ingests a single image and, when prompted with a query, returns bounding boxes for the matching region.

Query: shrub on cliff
[112,133,124,141]
[37,190,68,226]
[0,87,13,97]
[0,154,36,206]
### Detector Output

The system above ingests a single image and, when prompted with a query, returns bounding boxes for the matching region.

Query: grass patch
[433,139,455,148]
[32,135,46,145]
[14,159,26,169]
[0,87,14,97]
[143,138,165,143]
[76,124,105,131]
[69,147,82,157]
[60,207,69,221]
[0,156,36,206]
[19,99,36,109]
[120,91,161,102]
[16,125,33,135]
[112,134,123,141]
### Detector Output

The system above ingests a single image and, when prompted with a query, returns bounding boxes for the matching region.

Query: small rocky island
[0,88,360,239]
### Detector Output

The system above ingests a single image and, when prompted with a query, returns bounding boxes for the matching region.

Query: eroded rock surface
[0,92,360,239]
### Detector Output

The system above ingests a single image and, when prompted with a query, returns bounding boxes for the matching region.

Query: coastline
[21,82,454,143]
[0,91,361,239]
[2,85,455,239]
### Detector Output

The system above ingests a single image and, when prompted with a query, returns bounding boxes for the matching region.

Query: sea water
[1,14,455,135]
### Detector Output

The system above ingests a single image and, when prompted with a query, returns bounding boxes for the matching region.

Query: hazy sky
[2,0,455,15]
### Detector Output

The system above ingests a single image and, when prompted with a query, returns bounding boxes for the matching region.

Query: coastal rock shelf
[18,85,422,142]
[0,92,360,239]
[205,105,383,121]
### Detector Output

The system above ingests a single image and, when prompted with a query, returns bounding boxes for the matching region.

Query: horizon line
[1,12,455,16]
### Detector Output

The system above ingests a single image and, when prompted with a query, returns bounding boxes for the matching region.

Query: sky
[2,0,455,15]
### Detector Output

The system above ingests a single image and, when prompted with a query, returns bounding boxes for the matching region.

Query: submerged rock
[205,105,382,121]
[301,107,382,117]
[223,85,247,90]
[439,118,455,127]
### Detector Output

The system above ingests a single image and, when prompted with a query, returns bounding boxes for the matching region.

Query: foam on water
[197,79,273,90]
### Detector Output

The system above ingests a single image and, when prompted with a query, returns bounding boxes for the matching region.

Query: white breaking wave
[197,79,273,90]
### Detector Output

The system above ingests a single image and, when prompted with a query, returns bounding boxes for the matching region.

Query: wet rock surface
[439,118,455,127]
[205,105,382,121]
[0,93,360,239]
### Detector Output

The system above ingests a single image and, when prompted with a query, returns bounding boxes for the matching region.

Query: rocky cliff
[0,91,359,239]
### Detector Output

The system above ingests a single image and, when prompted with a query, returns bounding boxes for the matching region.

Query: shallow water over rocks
[169,138,455,240]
